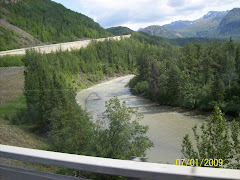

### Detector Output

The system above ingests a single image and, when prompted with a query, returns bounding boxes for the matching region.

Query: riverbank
[0,70,221,164]
[74,72,133,91]
[76,73,215,121]
[128,93,235,121]
[76,73,214,124]
[75,75,204,163]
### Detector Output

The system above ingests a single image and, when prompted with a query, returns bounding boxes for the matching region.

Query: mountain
[201,11,229,19]
[218,8,240,37]
[163,20,192,30]
[147,9,240,41]
[176,10,228,38]
[163,11,228,32]
[106,26,133,35]
[140,25,182,39]
[0,0,108,51]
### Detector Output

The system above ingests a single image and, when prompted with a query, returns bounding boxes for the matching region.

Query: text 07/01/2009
[176,159,223,167]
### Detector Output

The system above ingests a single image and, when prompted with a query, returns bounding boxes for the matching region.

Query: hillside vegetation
[140,25,182,39]
[218,8,240,38]
[135,31,218,47]
[0,0,109,50]
[129,39,240,116]
[106,26,133,35]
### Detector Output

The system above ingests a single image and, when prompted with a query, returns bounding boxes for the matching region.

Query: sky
[52,0,239,30]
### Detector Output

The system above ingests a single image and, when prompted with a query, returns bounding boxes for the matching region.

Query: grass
[0,94,26,120]
[0,55,24,67]
[0,93,53,173]
[0,67,57,173]
[0,67,47,143]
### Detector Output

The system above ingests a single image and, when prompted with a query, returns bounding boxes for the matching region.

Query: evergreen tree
[181,106,238,168]
[91,97,153,159]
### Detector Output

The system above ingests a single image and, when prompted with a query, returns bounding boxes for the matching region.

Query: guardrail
[0,144,240,180]
[0,35,131,57]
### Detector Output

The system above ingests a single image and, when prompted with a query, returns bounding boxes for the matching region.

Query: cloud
[77,0,176,27]
[52,0,239,30]
[167,0,187,7]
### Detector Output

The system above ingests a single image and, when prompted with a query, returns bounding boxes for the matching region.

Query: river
[76,75,202,164]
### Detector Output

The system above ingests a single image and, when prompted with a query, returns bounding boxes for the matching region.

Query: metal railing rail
[0,144,240,180]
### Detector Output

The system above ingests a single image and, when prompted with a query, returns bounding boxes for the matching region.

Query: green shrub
[133,81,149,95]
[182,106,240,169]
[0,55,24,67]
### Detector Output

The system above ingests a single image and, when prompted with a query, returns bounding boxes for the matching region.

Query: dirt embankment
[0,67,24,104]
[0,67,49,147]
[0,7,44,49]
[0,19,43,46]
[0,67,50,171]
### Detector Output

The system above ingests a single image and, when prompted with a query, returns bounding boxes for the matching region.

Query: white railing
[0,144,240,180]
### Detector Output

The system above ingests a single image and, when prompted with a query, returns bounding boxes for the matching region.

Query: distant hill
[176,11,229,38]
[135,31,219,47]
[217,8,240,39]
[140,25,182,39]
[163,20,192,30]
[145,8,240,41]
[0,0,109,50]
[106,26,133,35]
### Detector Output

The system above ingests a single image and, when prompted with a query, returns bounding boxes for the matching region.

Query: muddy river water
[76,75,202,164]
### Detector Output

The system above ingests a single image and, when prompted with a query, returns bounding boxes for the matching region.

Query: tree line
[5,34,240,173]
[129,38,240,116]
[0,55,24,66]
[21,37,142,132]
[17,38,153,178]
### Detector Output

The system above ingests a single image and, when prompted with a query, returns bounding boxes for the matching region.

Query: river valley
[76,75,203,164]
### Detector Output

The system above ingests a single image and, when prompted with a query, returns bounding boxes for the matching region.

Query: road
[0,35,131,57]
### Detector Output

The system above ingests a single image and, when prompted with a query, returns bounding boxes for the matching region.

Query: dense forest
[1,0,240,177]
[0,0,108,44]
[136,31,222,47]
[1,32,240,176]
[21,37,141,130]
[15,38,153,178]
[129,38,240,116]
[20,37,142,128]
[2,34,240,116]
